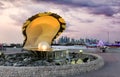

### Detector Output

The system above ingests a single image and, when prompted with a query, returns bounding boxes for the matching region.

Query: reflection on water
[52,45,87,50]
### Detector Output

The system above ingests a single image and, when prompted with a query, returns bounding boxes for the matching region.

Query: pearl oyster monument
[22,12,67,60]
[22,12,66,51]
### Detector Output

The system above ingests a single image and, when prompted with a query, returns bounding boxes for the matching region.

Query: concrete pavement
[73,52,120,77]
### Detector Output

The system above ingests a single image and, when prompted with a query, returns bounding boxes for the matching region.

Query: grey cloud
[3,0,119,18]
[90,6,116,16]
[0,2,5,9]
[9,13,29,26]
[10,15,23,22]
[33,0,119,8]
[112,20,120,24]
[33,0,97,7]
[99,24,120,35]
[108,25,115,29]
[65,29,79,32]
[24,6,47,15]
[77,18,94,23]
[0,2,3,5]
[33,0,120,17]
[3,0,120,26]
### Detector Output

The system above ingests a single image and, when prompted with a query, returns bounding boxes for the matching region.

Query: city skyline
[0,0,120,43]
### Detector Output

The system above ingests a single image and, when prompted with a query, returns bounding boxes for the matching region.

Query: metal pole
[108,31,109,43]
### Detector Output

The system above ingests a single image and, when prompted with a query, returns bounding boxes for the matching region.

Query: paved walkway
[74,52,120,77]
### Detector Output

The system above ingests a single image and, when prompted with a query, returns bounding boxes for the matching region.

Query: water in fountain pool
[0,51,97,67]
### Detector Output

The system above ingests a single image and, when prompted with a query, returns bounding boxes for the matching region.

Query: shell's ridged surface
[22,12,66,50]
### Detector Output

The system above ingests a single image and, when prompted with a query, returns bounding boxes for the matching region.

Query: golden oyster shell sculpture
[22,12,66,51]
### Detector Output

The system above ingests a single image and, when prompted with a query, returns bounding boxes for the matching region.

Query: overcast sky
[0,0,120,43]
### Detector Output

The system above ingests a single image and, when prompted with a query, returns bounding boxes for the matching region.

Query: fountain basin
[0,52,104,77]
